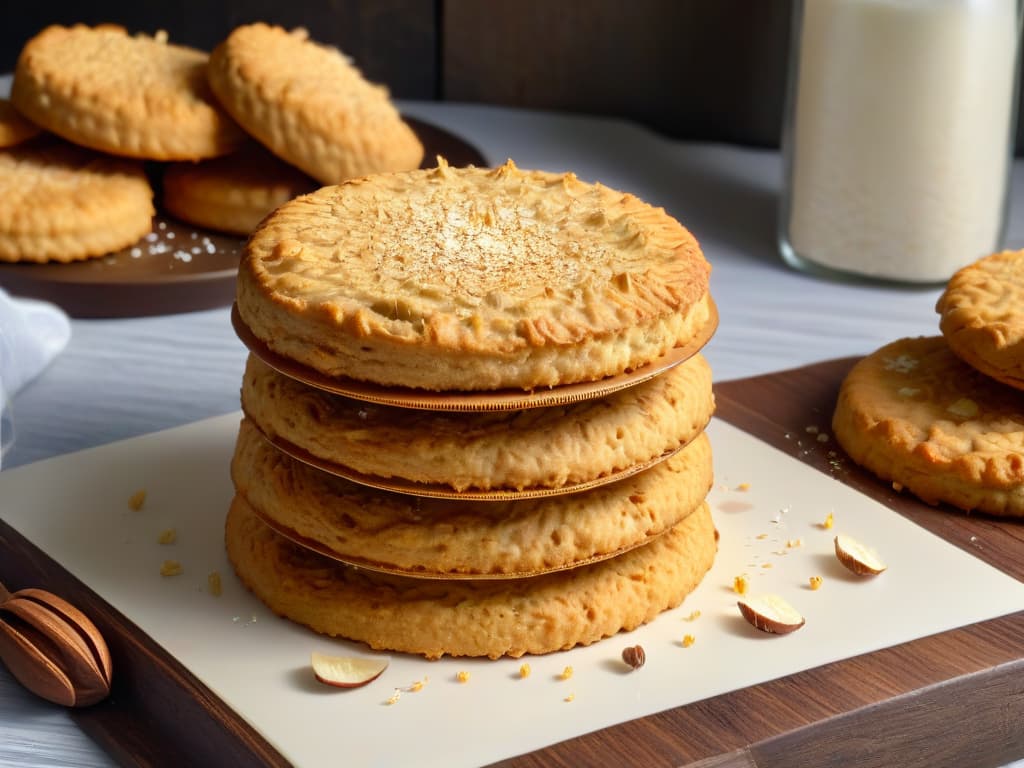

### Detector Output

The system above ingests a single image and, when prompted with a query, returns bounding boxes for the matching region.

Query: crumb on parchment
[128,489,147,511]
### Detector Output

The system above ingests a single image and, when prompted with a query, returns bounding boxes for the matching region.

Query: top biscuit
[937,249,1024,390]
[0,99,41,148]
[207,23,424,184]
[11,24,245,160]
[236,159,713,391]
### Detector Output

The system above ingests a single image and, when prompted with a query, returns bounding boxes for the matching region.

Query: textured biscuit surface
[163,143,316,235]
[240,352,714,491]
[833,336,1024,517]
[0,138,153,262]
[230,417,714,576]
[225,494,716,658]
[237,160,712,391]
[207,23,423,184]
[12,24,245,160]
[937,250,1024,389]
[0,99,41,147]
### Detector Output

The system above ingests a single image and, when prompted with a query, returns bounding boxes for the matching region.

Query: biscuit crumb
[559,665,573,681]
[564,692,575,703]
[733,575,749,595]
[386,689,401,705]
[756,533,769,540]
[128,489,147,511]
[822,512,834,530]
[816,433,829,443]
[805,425,819,434]
[208,571,223,596]
[787,538,803,548]
[892,481,904,492]
[735,482,751,492]
[809,576,823,591]
[761,562,773,569]
[456,670,470,683]
[684,609,701,621]
[681,634,695,648]
[160,560,182,577]
[409,679,425,692]
[158,528,177,545]
[519,663,531,679]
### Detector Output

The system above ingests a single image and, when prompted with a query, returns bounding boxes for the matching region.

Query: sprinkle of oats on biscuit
[947,398,979,419]
[809,576,823,591]
[733,575,749,595]
[160,560,182,577]
[128,489,147,511]
[735,482,751,492]
[519,663,531,679]
[208,571,223,596]
[822,512,834,530]
[559,666,573,681]
[456,670,470,683]
[681,634,695,648]
[158,528,177,545]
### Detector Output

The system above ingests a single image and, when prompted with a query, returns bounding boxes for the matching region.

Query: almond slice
[310,652,388,689]
[737,593,805,634]
[834,534,887,575]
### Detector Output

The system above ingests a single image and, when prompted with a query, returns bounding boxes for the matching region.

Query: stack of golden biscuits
[833,250,1024,518]
[1,22,423,261]
[227,159,721,658]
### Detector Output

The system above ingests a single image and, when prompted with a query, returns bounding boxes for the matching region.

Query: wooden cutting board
[0,357,1021,767]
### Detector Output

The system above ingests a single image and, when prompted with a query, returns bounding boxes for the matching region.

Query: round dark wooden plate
[0,118,487,318]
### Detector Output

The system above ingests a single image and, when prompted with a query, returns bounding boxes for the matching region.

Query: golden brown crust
[937,250,1024,389]
[230,417,714,576]
[0,137,153,263]
[832,336,1024,517]
[207,23,423,184]
[237,160,712,391]
[0,99,41,148]
[225,494,717,658]
[240,352,714,491]
[162,143,316,235]
[11,24,245,160]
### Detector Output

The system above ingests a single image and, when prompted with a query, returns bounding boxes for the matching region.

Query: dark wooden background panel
[0,0,438,99]
[442,0,793,146]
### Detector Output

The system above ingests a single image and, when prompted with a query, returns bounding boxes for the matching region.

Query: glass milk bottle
[779,0,1023,284]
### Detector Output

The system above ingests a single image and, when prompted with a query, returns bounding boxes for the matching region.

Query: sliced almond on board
[834,534,887,576]
[737,594,805,634]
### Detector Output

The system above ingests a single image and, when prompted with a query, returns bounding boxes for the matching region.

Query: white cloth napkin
[0,288,71,464]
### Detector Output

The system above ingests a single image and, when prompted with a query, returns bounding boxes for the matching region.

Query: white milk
[780,0,1021,283]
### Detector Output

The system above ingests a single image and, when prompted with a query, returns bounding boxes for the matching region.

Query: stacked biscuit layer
[833,250,1024,517]
[228,162,719,658]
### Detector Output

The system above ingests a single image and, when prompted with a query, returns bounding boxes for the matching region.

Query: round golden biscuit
[937,249,1024,390]
[162,143,317,236]
[225,494,717,658]
[0,138,153,263]
[12,24,245,160]
[0,98,40,148]
[832,336,1024,517]
[240,352,714,492]
[237,159,712,391]
[230,417,714,577]
[207,23,423,184]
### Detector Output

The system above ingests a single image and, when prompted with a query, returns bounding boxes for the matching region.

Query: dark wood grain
[0,357,1021,767]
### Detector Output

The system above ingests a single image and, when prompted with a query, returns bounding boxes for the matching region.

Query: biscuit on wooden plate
[162,143,317,235]
[12,24,245,160]
[230,417,714,577]
[833,336,1024,517]
[225,494,717,658]
[240,352,714,492]
[207,23,423,184]
[937,250,1024,390]
[237,159,713,391]
[0,137,153,263]
[0,98,40,148]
